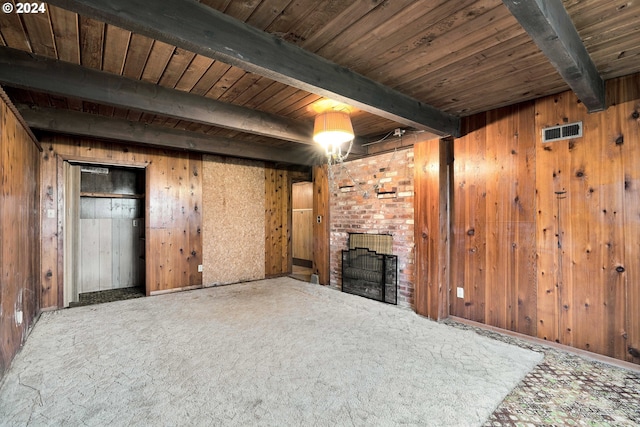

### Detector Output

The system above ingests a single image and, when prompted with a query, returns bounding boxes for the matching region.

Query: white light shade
[313,111,354,146]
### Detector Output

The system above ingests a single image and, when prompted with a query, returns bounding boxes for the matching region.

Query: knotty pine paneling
[0,96,40,379]
[535,75,639,363]
[451,102,537,336]
[39,136,202,306]
[451,73,640,364]
[264,166,291,277]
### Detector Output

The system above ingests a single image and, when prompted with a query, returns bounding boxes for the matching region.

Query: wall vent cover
[542,121,582,142]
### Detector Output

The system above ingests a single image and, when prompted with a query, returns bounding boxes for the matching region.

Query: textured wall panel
[202,155,265,285]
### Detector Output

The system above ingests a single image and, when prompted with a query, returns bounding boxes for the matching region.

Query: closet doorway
[64,162,146,307]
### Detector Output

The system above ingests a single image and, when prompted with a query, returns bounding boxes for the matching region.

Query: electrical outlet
[133,219,138,227]
[198,264,203,272]
[317,215,322,223]
[457,287,464,299]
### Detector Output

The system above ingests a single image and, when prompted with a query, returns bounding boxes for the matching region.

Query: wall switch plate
[47,209,55,218]
[457,287,464,299]
[198,265,203,272]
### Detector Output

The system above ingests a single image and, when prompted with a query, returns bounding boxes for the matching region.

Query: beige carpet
[0,278,542,426]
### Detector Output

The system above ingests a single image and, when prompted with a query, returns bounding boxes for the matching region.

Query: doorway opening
[64,162,146,307]
[291,181,313,282]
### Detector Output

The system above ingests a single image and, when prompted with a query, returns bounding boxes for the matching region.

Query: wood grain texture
[264,166,292,277]
[450,73,639,364]
[414,138,450,319]
[0,94,40,379]
[451,102,537,335]
[535,76,638,362]
[312,165,329,285]
[38,135,203,307]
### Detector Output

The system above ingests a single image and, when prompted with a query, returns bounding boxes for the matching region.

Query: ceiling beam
[18,105,323,166]
[502,0,605,112]
[46,0,460,137]
[0,47,313,145]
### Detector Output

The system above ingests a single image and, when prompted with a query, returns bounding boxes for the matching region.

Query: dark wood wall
[39,135,202,308]
[449,73,640,363]
[0,95,40,378]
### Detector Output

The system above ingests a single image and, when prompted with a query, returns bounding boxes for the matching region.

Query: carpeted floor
[0,278,540,426]
[8,279,639,426]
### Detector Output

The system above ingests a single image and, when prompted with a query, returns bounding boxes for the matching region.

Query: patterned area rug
[443,320,640,426]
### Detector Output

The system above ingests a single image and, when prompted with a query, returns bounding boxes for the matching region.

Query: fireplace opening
[341,233,397,304]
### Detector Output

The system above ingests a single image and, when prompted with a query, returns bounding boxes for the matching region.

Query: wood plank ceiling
[0,0,638,164]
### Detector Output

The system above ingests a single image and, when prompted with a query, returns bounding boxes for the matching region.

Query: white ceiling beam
[46,0,460,137]
[502,0,605,112]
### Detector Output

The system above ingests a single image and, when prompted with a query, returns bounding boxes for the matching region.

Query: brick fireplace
[329,149,415,308]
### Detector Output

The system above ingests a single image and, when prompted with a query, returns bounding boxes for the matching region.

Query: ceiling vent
[542,121,582,143]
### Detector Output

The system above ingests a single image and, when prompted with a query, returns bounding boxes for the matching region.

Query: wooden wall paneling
[171,154,190,287]
[484,107,510,330]
[39,136,202,303]
[615,78,640,362]
[535,94,571,344]
[452,113,487,323]
[264,167,276,275]
[413,137,449,319]
[312,165,329,285]
[599,106,627,360]
[513,102,538,336]
[535,80,635,361]
[40,145,59,308]
[188,153,203,287]
[0,95,40,378]
[264,167,291,276]
[146,152,168,292]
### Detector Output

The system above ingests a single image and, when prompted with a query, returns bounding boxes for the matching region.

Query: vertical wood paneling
[452,102,537,335]
[264,166,291,276]
[40,145,59,308]
[0,95,40,378]
[414,138,451,319]
[312,165,329,285]
[612,74,640,362]
[536,80,636,361]
[452,113,487,323]
[452,74,639,364]
[39,136,203,306]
